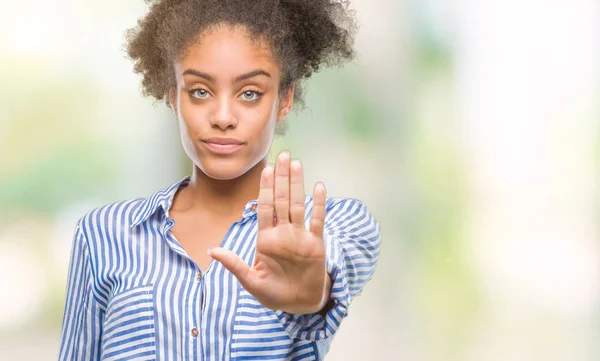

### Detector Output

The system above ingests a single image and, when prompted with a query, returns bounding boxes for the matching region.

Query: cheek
[245,101,278,144]
[178,101,208,135]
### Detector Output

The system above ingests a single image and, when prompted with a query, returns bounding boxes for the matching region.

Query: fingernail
[207,247,213,256]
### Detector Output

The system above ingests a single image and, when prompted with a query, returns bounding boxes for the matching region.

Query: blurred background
[0,0,598,360]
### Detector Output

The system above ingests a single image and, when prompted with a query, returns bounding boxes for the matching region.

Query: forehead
[175,25,280,78]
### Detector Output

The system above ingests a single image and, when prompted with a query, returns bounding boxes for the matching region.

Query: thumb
[208,247,255,290]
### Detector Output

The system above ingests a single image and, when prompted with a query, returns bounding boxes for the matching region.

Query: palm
[209,151,329,314]
[252,223,326,310]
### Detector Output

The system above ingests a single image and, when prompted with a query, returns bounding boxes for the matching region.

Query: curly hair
[124,0,357,135]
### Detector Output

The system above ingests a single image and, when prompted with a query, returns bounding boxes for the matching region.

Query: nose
[210,96,237,130]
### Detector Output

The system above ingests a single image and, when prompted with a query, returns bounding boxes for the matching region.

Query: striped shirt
[58,176,381,360]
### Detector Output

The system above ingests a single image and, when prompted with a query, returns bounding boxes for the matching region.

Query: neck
[176,158,267,218]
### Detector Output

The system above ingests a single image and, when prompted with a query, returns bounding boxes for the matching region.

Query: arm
[209,153,381,340]
[58,222,104,361]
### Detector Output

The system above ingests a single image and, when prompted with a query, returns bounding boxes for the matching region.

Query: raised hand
[208,151,330,314]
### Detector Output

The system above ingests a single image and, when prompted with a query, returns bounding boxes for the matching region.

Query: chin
[197,158,256,181]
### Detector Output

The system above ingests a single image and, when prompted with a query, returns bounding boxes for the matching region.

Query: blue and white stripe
[58,176,381,360]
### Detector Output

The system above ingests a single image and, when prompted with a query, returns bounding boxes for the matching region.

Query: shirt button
[196,273,202,281]
[191,327,199,337]
[250,203,258,212]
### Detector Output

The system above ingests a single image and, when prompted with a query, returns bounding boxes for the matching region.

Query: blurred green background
[0,0,599,360]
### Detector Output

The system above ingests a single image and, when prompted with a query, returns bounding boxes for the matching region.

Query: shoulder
[76,197,146,237]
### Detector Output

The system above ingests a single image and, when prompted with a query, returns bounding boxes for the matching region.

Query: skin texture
[168,25,331,314]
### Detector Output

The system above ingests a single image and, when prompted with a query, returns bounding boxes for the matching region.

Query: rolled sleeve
[275,198,381,341]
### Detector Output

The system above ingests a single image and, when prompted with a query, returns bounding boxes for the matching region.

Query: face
[169,25,293,180]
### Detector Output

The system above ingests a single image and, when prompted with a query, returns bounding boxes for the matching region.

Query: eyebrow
[182,69,272,83]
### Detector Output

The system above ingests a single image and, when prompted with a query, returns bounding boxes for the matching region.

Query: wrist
[317,269,332,312]
[277,271,332,315]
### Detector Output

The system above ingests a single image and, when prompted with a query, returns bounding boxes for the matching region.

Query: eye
[190,88,210,99]
[240,90,261,101]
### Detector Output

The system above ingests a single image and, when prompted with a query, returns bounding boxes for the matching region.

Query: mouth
[201,140,245,155]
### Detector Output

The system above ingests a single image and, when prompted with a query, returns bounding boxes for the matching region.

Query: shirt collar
[130,175,259,228]
[130,176,191,228]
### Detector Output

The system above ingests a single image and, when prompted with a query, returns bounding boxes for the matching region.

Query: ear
[168,87,177,114]
[276,83,295,122]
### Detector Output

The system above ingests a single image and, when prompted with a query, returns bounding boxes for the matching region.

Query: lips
[201,138,245,155]
[202,137,244,144]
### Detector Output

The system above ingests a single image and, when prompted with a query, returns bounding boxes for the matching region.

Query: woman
[58,0,381,360]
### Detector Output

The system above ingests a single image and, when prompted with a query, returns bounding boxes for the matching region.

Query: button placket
[189,266,203,351]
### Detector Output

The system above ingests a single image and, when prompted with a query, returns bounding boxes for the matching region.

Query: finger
[207,247,256,291]
[309,182,327,236]
[289,159,306,227]
[274,151,291,224]
[257,164,275,230]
